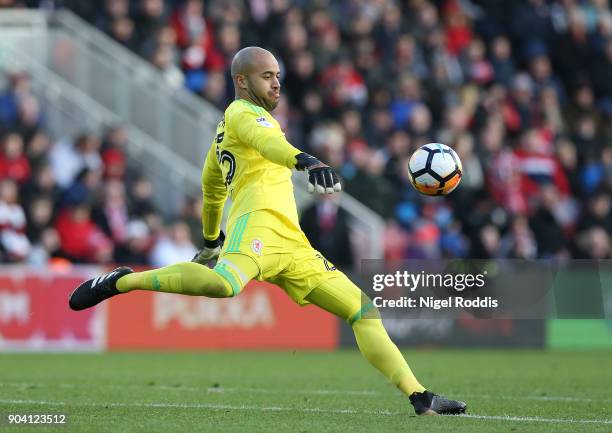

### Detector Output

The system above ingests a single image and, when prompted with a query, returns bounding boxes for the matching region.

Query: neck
[235,88,252,103]
[235,88,268,111]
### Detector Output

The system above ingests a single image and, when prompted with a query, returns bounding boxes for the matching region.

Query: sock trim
[214,263,241,296]
[348,301,375,325]
[217,258,247,286]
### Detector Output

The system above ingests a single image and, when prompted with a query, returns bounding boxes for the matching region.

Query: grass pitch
[1,350,611,433]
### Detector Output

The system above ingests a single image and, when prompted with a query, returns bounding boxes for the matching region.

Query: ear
[235,74,248,90]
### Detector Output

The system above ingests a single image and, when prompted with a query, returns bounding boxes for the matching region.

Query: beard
[246,78,279,111]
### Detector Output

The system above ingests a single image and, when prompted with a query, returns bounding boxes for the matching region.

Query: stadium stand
[1,0,611,265]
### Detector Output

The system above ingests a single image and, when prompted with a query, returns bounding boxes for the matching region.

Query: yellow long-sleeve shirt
[201,99,302,241]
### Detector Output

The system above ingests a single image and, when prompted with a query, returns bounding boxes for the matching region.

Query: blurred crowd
[1,0,612,265]
[0,69,206,266]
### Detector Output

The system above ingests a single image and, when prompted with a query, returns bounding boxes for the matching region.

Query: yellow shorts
[217,209,342,305]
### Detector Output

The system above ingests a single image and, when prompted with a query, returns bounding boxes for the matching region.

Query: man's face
[240,53,281,111]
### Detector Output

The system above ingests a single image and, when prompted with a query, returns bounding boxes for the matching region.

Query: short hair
[230,46,274,77]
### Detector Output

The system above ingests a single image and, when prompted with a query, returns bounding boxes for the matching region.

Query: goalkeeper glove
[192,231,225,265]
[295,153,342,194]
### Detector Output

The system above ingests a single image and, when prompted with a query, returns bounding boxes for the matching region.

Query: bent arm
[201,143,228,241]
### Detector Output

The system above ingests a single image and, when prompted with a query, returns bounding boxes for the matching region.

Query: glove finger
[192,246,220,264]
[321,169,332,187]
[315,171,326,194]
[331,171,342,192]
[308,171,316,193]
[192,252,208,265]
[323,169,335,194]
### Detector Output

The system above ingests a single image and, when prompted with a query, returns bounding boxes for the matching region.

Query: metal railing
[0,9,385,259]
[0,39,201,213]
[48,9,219,167]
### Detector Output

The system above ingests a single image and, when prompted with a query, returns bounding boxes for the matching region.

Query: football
[408,143,462,195]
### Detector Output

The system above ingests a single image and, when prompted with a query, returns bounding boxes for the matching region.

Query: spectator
[96,0,129,32]
[200,70,228,109]
[343,146,395,218]
[170,0,223,73]
[61,167,103,210]
[128,175,156,218]
[390,74,422,129]
[54,201,113,263]
[134,0,167,51]
[0,133,31,184]
[489,36,516,87]
[25,130,51,172]
[100,125,128,180]
[49,132,102,188]
[114,219,152,265]
[150,43,185,89]
[463,38,493,86]
[27,227,61,266]
[181,195,204,249]
[529,185,570,258]
[19,163,61,214]
[149,220,198,267]
[592,38,612,101]
[92,179,130,244]
[108,16,137,51]
[25,195,54,244]
[443,0,473,56]
[503,216,537,259]
[15,93,43,140]
[552,7,591,90]
[0,72,31,127]
[300,194,354,268]
[510,0,553,53]
[576,226,611,259]
[0,179,30,261]
[319,56,368,110]
[578,188,612,234]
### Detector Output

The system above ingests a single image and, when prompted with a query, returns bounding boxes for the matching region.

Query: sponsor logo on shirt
[255,117,274,128]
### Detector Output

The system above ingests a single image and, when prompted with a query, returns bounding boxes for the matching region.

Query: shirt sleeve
[233,110,301,169]
[201,142,227,241]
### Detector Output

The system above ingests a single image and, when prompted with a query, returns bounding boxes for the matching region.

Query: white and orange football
[408,143,462,196]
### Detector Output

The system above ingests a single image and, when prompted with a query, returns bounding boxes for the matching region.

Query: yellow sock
[353,318,426,395]
[304,275,426,396]
[116,262,233,298]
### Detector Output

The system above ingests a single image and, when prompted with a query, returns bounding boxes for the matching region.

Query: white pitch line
[3,382,611,403]
[0,399,396,416]
[460,394,612,404]
[1,399,612,425]
[460,414,612,425]
[202,386,379,396]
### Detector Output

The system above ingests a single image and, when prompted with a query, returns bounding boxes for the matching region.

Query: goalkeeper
[69,46,466,416]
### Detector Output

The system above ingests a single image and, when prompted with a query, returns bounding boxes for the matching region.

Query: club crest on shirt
[251,239,263,255]
[255,117,273,128]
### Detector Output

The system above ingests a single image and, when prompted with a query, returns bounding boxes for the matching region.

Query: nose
[272,76,280,90]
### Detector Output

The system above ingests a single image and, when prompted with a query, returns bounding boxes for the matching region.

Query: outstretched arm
[235,111,341,194]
